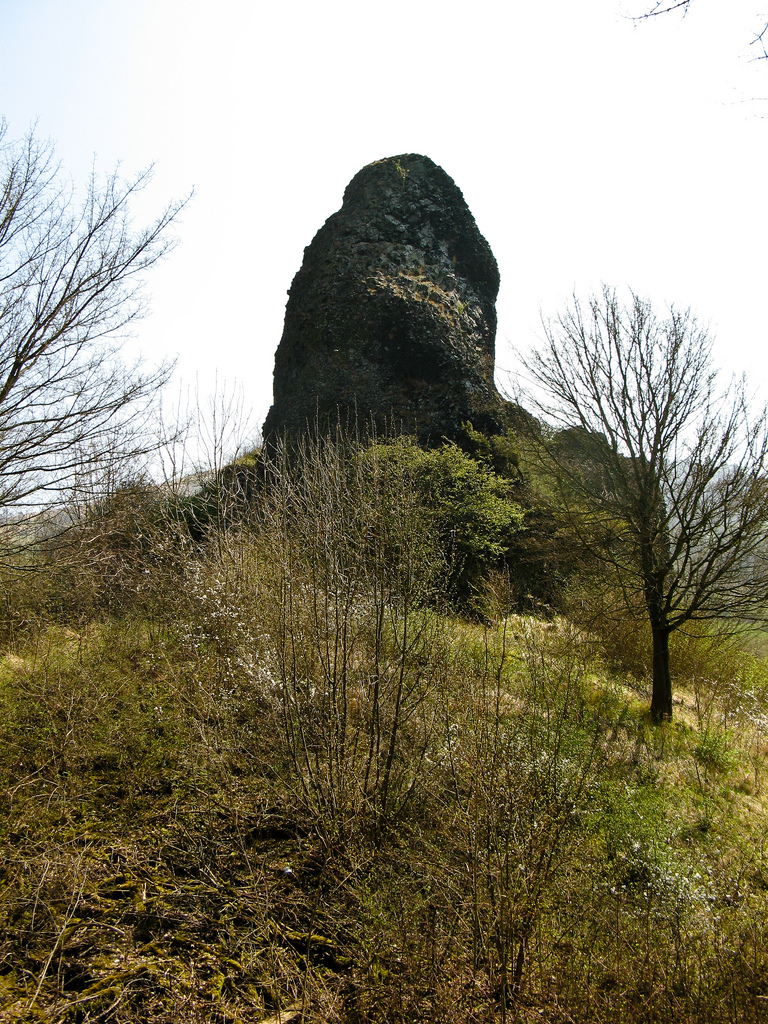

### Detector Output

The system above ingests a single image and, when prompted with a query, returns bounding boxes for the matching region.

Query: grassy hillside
[2,437,768,1023]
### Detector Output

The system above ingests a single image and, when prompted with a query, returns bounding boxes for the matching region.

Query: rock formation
[263,154,514,445]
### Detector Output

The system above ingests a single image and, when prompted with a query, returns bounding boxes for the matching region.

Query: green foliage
[460,422,586,610]
[694,722,737,779]
[362,436,524,609]
[459,421,522,478]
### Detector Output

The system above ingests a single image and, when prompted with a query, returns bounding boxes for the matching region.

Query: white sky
[2,0,767,442]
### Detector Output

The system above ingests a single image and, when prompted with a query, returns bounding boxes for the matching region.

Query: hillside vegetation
[2,433,768,1023]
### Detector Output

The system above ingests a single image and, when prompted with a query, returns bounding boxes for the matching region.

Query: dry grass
[2,439,768,1022]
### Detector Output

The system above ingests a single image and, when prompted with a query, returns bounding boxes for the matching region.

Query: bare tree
[523,287,768,721]
[633,1,768,60]
[0,120,188,527]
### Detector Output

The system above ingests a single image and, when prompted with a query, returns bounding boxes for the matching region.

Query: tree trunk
[650,621,673,722]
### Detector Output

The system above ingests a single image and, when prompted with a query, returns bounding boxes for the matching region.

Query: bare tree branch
[635,0,693,18]
[751,21,768,59]
[634,2,768,59]
[0,120,191,539]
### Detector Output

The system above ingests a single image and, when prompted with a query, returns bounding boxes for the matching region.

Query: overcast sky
[2,0,767,445]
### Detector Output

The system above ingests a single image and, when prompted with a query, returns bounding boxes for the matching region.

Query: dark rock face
[263,154,512,445]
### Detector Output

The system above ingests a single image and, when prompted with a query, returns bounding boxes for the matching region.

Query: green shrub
[361,436,524,610]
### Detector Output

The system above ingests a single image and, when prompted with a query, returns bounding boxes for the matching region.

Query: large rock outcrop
[263,154,513,445]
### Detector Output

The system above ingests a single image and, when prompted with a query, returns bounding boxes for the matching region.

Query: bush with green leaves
[361,436,524,610]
